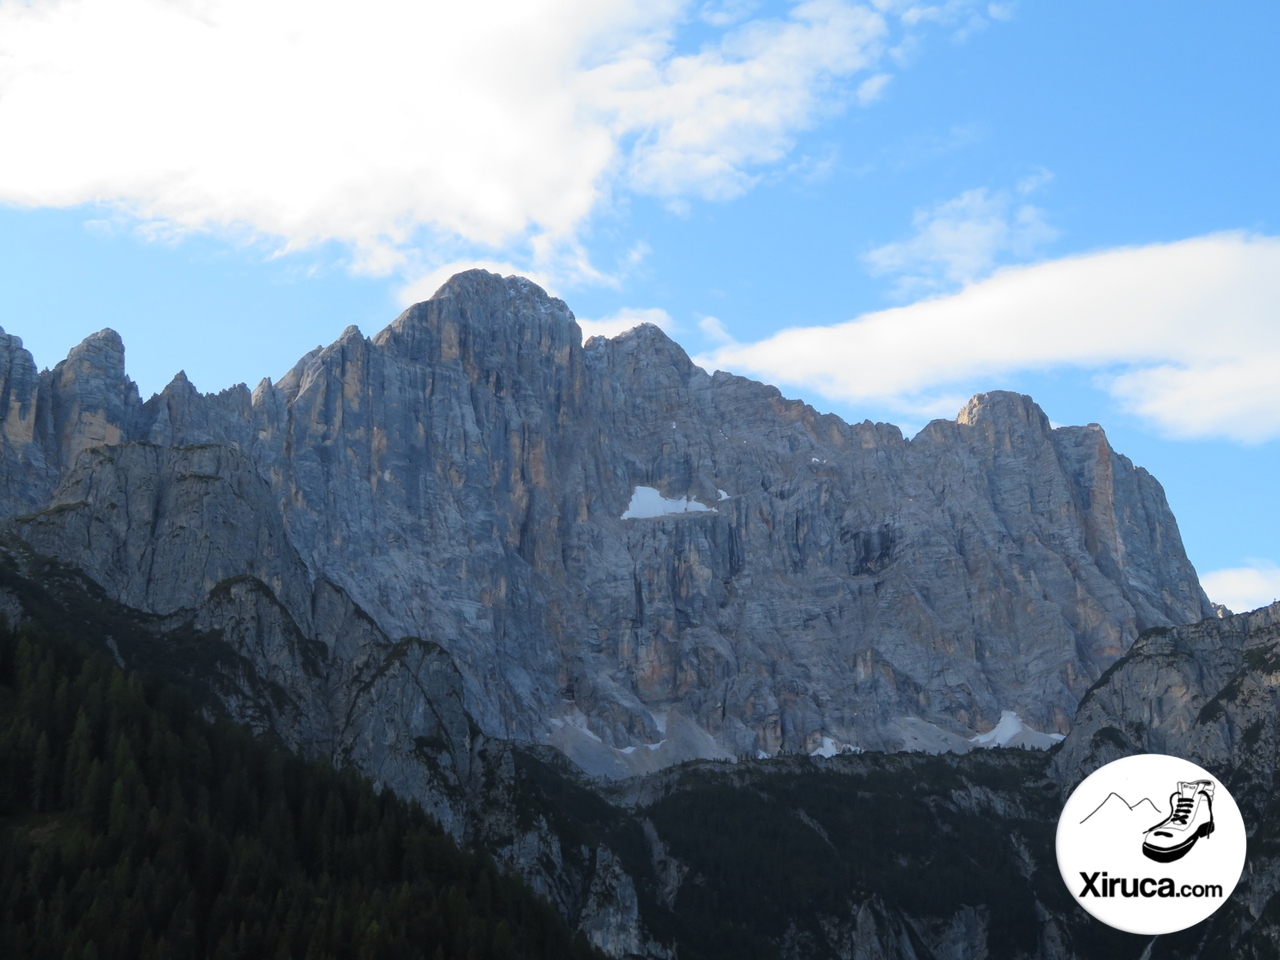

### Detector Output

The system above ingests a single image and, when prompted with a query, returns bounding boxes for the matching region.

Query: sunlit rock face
[0,270,1211,775]
[1052,601,1280,796]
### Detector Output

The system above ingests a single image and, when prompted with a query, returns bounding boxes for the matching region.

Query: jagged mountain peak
[162,369,196,393]
[593,320,670,346]
[373,270,581,391]
[0,325,32,352]
[411,268,573,327]
[56,326,126,372]
[956,388,1053,433]
[585,320,704,386]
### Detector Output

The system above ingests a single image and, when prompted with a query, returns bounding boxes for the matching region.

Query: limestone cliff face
[9,439,473,834]
[18,443,313,622]
[0,329,54,513]
[0,271,1212,774]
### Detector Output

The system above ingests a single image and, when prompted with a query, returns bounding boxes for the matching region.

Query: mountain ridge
[0,270,1211,780]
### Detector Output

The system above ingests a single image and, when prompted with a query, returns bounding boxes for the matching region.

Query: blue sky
[1,0,1278,609]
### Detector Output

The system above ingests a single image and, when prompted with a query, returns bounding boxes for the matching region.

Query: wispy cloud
[586,0,889,203]
[698,315,734,344]
[699,0,761,28]
[864,183,1057,295]
[891,0,1013,39]
[0,0,991,291]
[697,233,1280,442]
[856,72,893,104]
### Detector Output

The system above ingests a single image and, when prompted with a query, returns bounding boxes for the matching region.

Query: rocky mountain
[9,269,1275,957]
[7,538,1277,958]
[0,270,1210,787]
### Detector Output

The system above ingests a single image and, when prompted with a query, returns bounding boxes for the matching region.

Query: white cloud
[576,307,674,340]
[1015,167,1053,195]
[0,0,621,265]
[699,315,734,344]
[586,0,889,202]
[697,233,1280,442]
[0,0,980,285]
[624,241,652,267]
[856,72,892,104]
[893,0,1003,32]
[1201,563,1280,615]
[864,185,1057,294]
[699,0,761,27]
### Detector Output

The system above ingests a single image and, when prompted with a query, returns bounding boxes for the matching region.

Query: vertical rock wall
[0,270,1213,770]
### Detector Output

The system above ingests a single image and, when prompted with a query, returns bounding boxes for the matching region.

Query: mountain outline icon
[1079,792,1161,825]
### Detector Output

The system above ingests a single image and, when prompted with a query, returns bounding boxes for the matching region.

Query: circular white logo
[1056,754,1247,935]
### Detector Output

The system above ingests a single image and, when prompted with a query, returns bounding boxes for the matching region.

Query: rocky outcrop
[0,328,55,514]
[17,443,313,621]
[0,272,1212,774]
[1047,603,1280,955]
[6,440,475,835]
[1051,603,1280,797]
[47,328,144,470]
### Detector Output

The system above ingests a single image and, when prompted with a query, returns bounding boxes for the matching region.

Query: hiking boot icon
[1143,780,1215,863]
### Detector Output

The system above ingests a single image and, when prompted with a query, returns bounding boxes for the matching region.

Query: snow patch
[970,710,1024,746]
[622,486,716,519]
[891,717,976,754]
[970,710,1063,750]
[546,711,727,779]
[718,489,730,500]
[560,706,602,743]
[806,736,861,757]
[810,736,839,758]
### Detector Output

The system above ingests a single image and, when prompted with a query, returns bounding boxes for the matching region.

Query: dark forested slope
[0,614,600,960]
